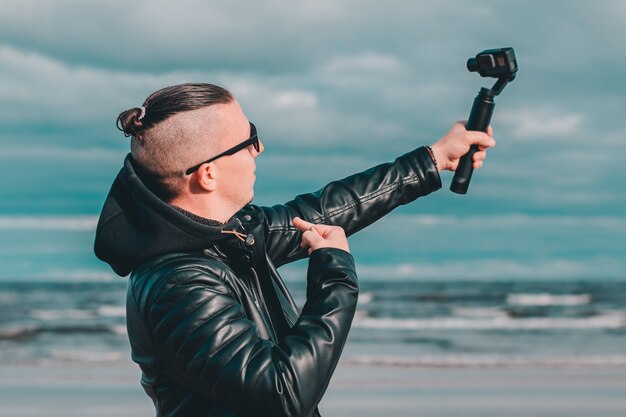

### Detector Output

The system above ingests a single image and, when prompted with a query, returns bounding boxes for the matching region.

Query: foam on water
[98,305,126,317]
[0,216,98,231]
[49,349,128,363]
[2,280,626,367]
[507,293,592,306]
[451,306,509,318]
[344,354,626,368]
[354,311,626,330]
[30,309,96,321]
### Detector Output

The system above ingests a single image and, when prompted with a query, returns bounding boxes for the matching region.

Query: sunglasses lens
[248,122,260,152]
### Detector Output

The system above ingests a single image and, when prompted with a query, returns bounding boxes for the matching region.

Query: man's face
[209,100,264,209]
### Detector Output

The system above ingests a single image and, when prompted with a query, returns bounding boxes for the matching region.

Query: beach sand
[1,361,626,417]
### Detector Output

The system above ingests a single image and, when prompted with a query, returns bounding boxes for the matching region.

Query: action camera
[467,48,518,79]
[450,47,518,195]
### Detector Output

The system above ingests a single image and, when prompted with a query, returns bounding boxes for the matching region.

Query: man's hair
[116,83,234,201]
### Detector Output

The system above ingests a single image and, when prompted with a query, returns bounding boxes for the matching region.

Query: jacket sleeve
[260,146,441,267]
[148,248,358,417]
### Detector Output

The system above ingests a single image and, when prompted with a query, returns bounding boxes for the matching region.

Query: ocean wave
[0,324,124,341]
[353,312,626,330]
[344,354,626,368]
[111,325,127,335]
[30,309,95,321]
[97,305,126,317]
[4,270,119,282]
[354,259,626,281]
[507,293,591,306]
[49,349,128,363]
[359,292,375,304]
[451,306,509,319]
[390,213,626,230]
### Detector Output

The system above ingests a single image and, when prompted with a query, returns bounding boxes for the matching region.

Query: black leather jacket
[94,147,441,417]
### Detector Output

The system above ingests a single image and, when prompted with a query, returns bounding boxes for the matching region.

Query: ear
[194,163,218,192]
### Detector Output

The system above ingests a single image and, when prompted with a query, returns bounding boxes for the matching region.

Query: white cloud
[0,1,483,72]
[320,53,408,76]
[0,0,624,224]
[272,90,319,110]
[498,106,584,140]
[0,44,166,124]
[0,44,408,149]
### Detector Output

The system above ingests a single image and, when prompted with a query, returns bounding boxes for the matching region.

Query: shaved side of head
[130,107,224,200]
[117,83,233,201]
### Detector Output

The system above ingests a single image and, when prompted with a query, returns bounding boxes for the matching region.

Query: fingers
[294,217,350,255]
[294,216,336,236]
[466,131,496,148]
[294,217,322,250]
[458,121,493,137]
[292,216,315,232]
[473,150,487,162]
[472,149,488,169]
[300,227,322,250]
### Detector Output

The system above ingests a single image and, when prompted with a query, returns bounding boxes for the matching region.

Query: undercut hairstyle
[116,83,234,202]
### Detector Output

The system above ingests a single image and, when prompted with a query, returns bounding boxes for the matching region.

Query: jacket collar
[94,154,253,276]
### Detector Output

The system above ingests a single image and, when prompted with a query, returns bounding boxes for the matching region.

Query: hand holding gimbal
[450,47,518,194]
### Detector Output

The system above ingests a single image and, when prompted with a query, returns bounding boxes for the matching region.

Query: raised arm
[260,146,441,267]
[260,122,496,267]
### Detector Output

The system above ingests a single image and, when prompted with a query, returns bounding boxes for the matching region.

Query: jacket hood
[94,154,241,276]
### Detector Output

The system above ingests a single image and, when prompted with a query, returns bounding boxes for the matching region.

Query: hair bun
[116,107,146,139]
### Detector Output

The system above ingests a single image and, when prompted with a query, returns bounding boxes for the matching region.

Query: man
[94,83,494,417]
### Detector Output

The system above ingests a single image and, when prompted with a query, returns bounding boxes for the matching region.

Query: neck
[171,206,224,226]
[169,193,240,224]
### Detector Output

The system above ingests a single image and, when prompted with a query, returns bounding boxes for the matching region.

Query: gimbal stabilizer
[450,47,518,194]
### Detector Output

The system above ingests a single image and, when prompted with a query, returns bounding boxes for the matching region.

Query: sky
[0,0,624,281]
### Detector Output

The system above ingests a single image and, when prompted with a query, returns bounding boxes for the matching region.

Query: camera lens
[467,58,479,72]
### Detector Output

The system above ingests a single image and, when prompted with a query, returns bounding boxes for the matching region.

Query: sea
[1,208,625,371]
[2,278,625,368]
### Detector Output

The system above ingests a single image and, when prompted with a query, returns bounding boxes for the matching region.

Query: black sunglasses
[185,122,260,175]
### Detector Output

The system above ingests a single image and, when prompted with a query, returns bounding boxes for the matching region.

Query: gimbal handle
[450,78,510,194]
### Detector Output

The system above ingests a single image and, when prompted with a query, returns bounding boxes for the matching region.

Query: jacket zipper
[238,222,281,341]
[249,267,279,342]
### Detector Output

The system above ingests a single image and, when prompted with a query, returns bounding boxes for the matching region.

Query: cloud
[498,107,584,140]
[0,1,488,73]
[0,0,624,224]
[272,90,319,110]
[0,44,165,125]
[319,53,409,80]
[0,44,410,151]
